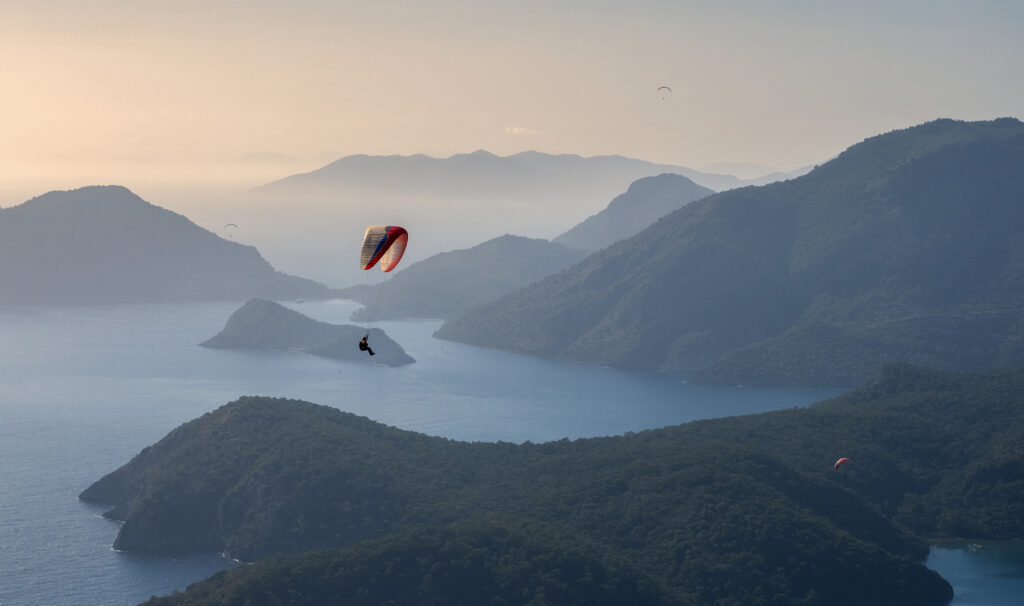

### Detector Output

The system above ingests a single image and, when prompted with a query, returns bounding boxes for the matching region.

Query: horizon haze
[3,1,1022,209]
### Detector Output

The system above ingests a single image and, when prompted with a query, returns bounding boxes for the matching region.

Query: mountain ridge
[338,234,590,321]
[435,118,1024,386]
[553,173,715,251]
[79,362,1024,605]
[239,149,811,287]
[0,185,332,305]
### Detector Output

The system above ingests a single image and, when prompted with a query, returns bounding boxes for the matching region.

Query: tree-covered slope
[436,118,1024,386]
[0,186,330,305]
[552,173,713,251]
[80,363,1024,605]
[201,298,414,366]
[336,235,589,321]
[142,523,672,606]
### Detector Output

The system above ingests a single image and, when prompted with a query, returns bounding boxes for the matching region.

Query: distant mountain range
[240,150,809,287]
[553,173,714,251]
[337,235,590,321]
[436,118,1024,386]
[0,186,331,305]
[253,149,804,198]
[336,175,712,321]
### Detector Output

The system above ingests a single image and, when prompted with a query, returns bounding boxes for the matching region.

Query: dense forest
[436,118,1024,386]
[142,523,673,606]
[84,363,1024,605]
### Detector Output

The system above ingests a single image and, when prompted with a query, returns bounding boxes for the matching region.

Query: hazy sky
[3,0,1022,203]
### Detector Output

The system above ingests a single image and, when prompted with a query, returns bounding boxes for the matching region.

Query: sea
[0,300,1019,605]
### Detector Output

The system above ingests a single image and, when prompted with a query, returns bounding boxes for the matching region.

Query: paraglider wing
[834,457,850,470]
[378,228,408,272]
[360,225,409,272]
[223,223,238,228]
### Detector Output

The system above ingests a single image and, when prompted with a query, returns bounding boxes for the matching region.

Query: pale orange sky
[3,1,1023,205]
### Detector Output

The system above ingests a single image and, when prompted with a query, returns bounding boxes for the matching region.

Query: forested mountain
[553,173,714,251]
[201,298,414,365]
[0,186,330,305]
[337,235,589,321]
[142,524,671,606]
[82,364,1024,605]
[437,118,1024,386]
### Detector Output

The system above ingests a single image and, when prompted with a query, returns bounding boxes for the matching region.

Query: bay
[926,541,1024,605]
[1,299,1015,605]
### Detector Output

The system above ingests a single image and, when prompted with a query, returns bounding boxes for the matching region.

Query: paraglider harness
[359,334,375,356]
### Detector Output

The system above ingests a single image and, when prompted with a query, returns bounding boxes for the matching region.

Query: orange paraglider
[834,457,850,471]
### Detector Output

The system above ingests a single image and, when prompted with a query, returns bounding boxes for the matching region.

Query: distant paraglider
[834,457,851,471]
[223,223,238,239]
[360,225,408,272]
[657,85,672,100]
[357,225,408,358]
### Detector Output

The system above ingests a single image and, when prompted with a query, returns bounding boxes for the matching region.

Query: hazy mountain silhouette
[253,149,748,197]
[0,186,331,305]
[436,118,1024,386]
[702,161,814,182]
[337,235,590,321]
[239,151,805,287]
[553,173,714,251]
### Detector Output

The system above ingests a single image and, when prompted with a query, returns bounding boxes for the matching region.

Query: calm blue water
[927,541,1024,605]
[0,300,1015,605]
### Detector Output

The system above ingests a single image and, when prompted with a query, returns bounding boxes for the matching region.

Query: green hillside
[142,523,672,606]
[436,118,1024,386]
[82,364,1024,605]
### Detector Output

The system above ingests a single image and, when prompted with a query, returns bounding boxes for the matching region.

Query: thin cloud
[503,126,542,136]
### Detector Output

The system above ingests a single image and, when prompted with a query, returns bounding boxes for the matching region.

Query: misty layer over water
[0,301,1016,605]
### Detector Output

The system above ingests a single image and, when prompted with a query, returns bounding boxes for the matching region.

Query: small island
[201,298,414,366]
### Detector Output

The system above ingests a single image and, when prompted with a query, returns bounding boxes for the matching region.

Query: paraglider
[834,457,850,471]
[356,225,408,357]
[657,85,672,100]
[358,334,375,356]
[360,225,408,272]
[223,223,238,239]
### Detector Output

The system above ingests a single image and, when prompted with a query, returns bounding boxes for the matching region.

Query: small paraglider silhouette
[657,85,672,101]
[223,223,238,239]
[834,457,851,471]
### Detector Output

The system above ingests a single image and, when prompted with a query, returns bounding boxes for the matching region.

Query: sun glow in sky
[2,0,1022,204]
